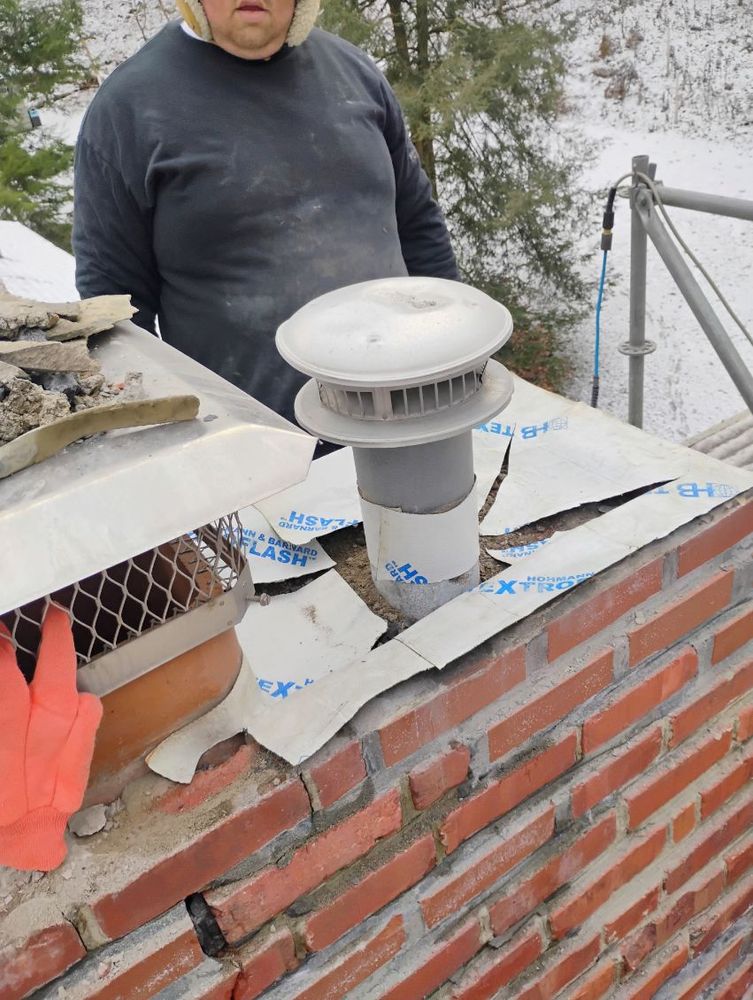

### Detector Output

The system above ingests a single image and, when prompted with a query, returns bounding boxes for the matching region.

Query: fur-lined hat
[175,0,319,47]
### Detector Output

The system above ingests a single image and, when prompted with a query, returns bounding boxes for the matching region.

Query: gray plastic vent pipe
[276,277,514,621]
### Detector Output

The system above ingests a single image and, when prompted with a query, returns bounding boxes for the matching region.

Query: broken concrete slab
[0,379,70,445]
[0,292,81,321]
[0,360,29,384]
[0,339,99,374]
[44,295,137,341]
[0,298,59,337]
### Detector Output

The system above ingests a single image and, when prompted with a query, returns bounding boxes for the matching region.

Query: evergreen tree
[320,0,590,388]
[0,0,90,247]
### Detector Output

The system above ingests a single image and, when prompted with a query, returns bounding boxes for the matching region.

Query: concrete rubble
[0,293,139,448]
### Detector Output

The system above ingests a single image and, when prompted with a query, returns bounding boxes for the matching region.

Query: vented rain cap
[276,277,513,390]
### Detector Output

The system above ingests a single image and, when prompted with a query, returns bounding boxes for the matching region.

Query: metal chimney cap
[276,277,513,389]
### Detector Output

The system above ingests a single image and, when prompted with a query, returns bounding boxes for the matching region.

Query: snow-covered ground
[557,0,753,440]
[564,126,753,442]
[20,1,753,442]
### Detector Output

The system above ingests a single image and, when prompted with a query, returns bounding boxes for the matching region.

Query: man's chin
[224,26,287,58]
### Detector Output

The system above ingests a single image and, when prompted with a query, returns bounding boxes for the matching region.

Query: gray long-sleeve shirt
[73,23,458,423]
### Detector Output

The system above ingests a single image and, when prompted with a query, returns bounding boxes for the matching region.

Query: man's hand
[0,605,103,871]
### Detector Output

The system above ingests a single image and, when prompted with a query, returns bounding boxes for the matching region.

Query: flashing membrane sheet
[479,377,691,536]
[148,380,753,768]
[147,569,387,782]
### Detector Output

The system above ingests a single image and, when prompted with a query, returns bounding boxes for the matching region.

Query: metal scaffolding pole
[654,186,753,222]
[623,155,653,428]
[635,188,753,416]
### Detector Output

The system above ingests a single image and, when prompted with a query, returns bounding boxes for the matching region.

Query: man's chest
[147,70,395,244]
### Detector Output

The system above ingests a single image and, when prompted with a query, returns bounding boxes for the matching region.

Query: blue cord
[592,249,608,407]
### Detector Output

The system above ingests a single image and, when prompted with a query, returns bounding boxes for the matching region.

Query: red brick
[665,795,753,893]
[440,733,577,854]
[173,963,238,1000]
[626,729,732,829]
[713,605,753,663]
[92,778,310,940]
[234,928,299,1000]
[628,570,734,666]
[677,500,753,577]
[717,954,753,1000]
[670,661,753,748]
[409,744,471,811]
[208,790,402,943]
[621,942,689,1000]
[700,751,753,819]
[622,922,656,973]
[573,727,662,817]
[672,802,697,843]
[451,928,543,1000]
[92,932,202,1000]
[738,704,753,741]
[657,866,726,945]
[676,934,745,1000]
[422,807,554,929]
[380,919,483,1000]
[583,649,697,752]
[731,659,753,699]
[0,924,86,1000]
[157,745,255,815]
[292,915,405,1000]
[302,835,436,952]
[305,741,366,810]
[516,935,601,1000]
[690,872,753,954]
[604,886,661,945]
[379,648,525,766]
[726,834,753,884]
[548,559,663,660]
[566,960,617,1000]
[626,867,725,971]
[489,814,617,936]
[488,652,613,762]
[549,825,666,939]
[34,909,205,1000]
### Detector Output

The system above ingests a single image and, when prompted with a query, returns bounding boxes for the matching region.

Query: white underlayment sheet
[255,447,362,546]
[480,376,692,536]
[147,570,387,782]
[235,505,334,584]
[487,534,559,563]
[148,387,753,771]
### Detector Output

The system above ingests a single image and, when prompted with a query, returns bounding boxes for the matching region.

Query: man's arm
[73,136,161,333]
[381,81,460,280]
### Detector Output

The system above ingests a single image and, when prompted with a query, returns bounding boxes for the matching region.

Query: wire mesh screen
[1,513,246,680]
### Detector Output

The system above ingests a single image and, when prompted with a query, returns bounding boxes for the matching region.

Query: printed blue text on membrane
[479,572,593,597]
[277,511,361,534]
[651,483,736,499]
[385,562,429,585]
[241,527,318,568]
[257,677,316,700]
[475,417,568,440]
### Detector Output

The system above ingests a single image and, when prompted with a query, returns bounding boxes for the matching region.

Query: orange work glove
[0,605,103,871]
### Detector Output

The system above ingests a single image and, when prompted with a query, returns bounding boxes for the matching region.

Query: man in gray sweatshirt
[73,0,458,425]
